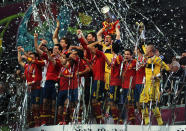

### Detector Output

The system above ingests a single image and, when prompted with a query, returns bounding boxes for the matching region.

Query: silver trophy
[101,6,116,22]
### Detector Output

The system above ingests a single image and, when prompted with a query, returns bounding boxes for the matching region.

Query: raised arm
[69,45,84,51]
[38,39,48,49]
[34,33,44,55]
[162,61,171,71]
[52,19,60,44]
[77,29,92,60]
[115,23,121,40]
[19,47,30,58]
[17,46,25,67]
[77,29,89,46]
[97,28,104,42]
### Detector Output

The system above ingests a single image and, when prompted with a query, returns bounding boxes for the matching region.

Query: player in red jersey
[134,47,146,111]
[53,19,71,55]
[57,50,80,124]
[57,60,70,125]
[108,42,123,124]
[57,49,90,124]
[37,41,49,125]
[88,43,111,124]
[17,47,45,127]
[17,47,35,127]
[68,49,91,123]
[119,49,136,124]
[76,30,98,122]
[34,33,65,125]
[74,49,91,123]
[77,30,111,123]
[27,53,45,127]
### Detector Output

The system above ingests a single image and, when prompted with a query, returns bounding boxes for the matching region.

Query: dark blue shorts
[109,86,121,103]
[134,84,144,103]
[40,88,44,104]
[68,88,78,103]
[92,80,105,101]
[43,80,57,100]
[31,89,41,104]
[57,90,68,106]
[118,88,128,104]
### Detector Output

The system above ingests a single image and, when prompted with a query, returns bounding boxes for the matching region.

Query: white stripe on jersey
[41,60,49,88]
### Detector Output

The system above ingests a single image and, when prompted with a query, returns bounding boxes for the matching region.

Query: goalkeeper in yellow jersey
[97,23,120,92]
[140,44,170,125]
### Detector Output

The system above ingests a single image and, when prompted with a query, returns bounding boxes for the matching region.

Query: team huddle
[17,20,171,127]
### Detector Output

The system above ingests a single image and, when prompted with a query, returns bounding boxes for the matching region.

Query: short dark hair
[180,56,186,66]
[30,52,39,59]
[125,48,133,55]
[74,49,84,59]
[55,44,62,52]
[88,32,96,39]
[95,44,103,51]
[60,37,71,49]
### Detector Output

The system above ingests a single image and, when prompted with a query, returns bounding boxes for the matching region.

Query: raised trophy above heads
[101,6,114,21]
[136,22,145,40]
[101,6,110,14]
[101,6,119,36]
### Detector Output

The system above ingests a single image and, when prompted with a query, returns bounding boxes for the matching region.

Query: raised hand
[20,47,24,52]
[56,19,60,28]
[17,46,22,52]
[34,33,38,40]
[77,29,82,35]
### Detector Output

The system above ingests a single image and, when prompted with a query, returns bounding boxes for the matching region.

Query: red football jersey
[61,49,68,55]
[69,61,79,90]
[92,50,106,81]
[42,52,61,81]
[60,58,88,90]
[110,55,123,86]
[121,59,136,89]
[59,66,70,91]
[24,63,35,83]
[79,59,90,77]
[135,56,146,84]
[135,67,145,85]
[63,57,80,90]
[33,59,45,83]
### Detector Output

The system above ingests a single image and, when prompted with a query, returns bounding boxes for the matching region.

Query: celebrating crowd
[17,19,186,128]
